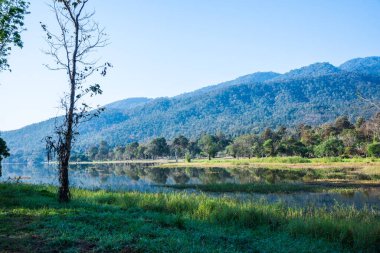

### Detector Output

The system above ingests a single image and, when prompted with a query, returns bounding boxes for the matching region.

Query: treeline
[71,113,380,162]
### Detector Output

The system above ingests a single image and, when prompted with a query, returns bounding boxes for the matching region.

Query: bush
[185,152,191,163]
[314,138,344,157]
[367,142,380,157]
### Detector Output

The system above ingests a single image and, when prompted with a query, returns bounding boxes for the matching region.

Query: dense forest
[3,56,380,163]
[49,113,380,162]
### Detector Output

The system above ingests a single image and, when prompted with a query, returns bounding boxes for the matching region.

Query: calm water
[0,163,321,190]
[1,163,380,210]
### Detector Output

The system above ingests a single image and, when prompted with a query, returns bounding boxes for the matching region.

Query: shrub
[367,142,380,157]
[314,138,344,157]
[185,152,191,163]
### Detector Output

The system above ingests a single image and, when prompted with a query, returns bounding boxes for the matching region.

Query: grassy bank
[0,183,379,252]
[160,156,380,167]
[192,157,380,164]
[37,156,380,166]
[166,181,379,194]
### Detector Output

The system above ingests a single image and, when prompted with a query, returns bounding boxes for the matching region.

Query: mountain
[106,97,151,111]
[339,56,380,76]
[179,71,280,98]
[272,62,342,81]
[3,56,380,162]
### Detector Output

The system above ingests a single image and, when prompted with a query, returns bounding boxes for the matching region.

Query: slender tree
[172,135,189,162]
[42,0,111,202]
[146,137,169,159]
[198,134,219,160]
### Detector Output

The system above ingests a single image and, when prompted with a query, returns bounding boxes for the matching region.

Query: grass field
[165,181,380,194]
[0,183,379,252]
[161,156,380,168]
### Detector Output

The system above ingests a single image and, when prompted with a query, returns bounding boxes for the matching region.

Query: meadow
[1,157,380,252]
[0,182,379,252]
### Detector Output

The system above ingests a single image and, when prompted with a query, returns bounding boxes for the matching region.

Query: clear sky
[1,0,380,131]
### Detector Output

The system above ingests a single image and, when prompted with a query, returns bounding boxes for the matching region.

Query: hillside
[339,56,380,76]
[3,56,380,162]
[271,62,342,81]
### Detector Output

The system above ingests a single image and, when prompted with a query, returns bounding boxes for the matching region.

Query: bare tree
[42,0,111,202]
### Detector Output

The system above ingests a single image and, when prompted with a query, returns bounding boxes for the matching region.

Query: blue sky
[1,0,380,131]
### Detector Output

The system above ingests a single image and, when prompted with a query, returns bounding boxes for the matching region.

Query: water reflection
[1,163,379,210]
[1,163,329,189]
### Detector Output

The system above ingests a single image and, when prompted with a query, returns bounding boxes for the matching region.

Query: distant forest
[8,112,377,163]
[4,57,380,163]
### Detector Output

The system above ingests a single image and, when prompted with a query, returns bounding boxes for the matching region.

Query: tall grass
[75,186,380,251]
[191,156,380,164]
[1,183,379,252]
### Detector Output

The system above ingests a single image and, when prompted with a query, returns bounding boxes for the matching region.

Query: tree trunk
[57,15,79,203]
[208,154,211,160]
[58,156,70,202]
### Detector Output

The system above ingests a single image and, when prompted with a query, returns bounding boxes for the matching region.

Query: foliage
[226,134,256,158]
[184,152,191,163]
[27,112,380,162]
[367,142,380,158]
[263,139,274,156]
[146,137,170,159]
[0,136,10,175]
[314,138,345,157]
[0,0,29,71]
[171,135,189,160]
[198,134,221,160]
[277,137,308,157]
[3,57,380,161]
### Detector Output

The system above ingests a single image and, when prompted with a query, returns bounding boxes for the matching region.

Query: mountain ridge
[3,56,380,161]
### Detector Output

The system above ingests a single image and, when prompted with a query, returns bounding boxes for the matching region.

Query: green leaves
[0,0,29,71]
[0,136,10,175]
[0,137,9,159]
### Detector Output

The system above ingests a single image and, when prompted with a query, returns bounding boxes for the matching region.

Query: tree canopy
[0,136,10,176]
[0,0,29,71]
[47,112,380,163]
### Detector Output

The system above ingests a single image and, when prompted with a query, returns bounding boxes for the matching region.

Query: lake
[1,162,380,211]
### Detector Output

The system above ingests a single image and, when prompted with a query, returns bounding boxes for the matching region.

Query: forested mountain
[180,71,281,97]
[271,62,342,81]
[3,56,380,162]
[339,56,380,76]
[106,97,151,111]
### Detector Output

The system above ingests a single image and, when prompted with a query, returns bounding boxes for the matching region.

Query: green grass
[0,183,379,252]
[172,156,380,165]
[66,156,380,166]
[165,182,371,194]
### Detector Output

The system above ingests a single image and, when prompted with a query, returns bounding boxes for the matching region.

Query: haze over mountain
[3,56,380,162]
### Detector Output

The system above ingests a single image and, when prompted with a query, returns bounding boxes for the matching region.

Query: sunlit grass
[0,183,379,252]
[165,182,374,194]
[163,156,380,165]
